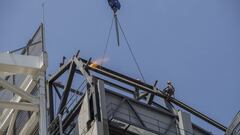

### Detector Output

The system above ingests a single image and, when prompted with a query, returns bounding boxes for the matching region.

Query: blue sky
[1,0,239,134]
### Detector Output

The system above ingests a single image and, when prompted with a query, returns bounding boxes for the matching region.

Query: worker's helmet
[167,81,171,84]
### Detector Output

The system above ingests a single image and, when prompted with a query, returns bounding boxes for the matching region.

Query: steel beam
[0,77,39,104]
[147,81,158,105]
[19,112,39,135]
[6,110,18,135]
[58,114,63,135]
[0,75,10,91]
[0,53,42,75]
[48,60,71,83]
[53,82,83,95]
[0,24,46,135]
[48,56,227,132]
[95,76,163,109]
[58,61,76,114]
[0,101,39,111]
[53,84,70,114]
[49,93,85,135]
[97,79,110,135]
[93,76,135,95]
[0,75,37,133]
[147,93,154,105]
[53,84,62,99]
[39,74,48,135]
[48,83,54,122]
[106,89,175,117]
[77,58,227,132]
[9,41,42,54]
[74,58,93,86]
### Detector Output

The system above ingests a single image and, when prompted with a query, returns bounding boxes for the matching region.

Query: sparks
[89,57,109,68]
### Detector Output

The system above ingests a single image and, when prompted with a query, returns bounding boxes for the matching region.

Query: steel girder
[47,55,226,134]
[76,57,227,132]
[57,61,76,115]
[0,78,39,104]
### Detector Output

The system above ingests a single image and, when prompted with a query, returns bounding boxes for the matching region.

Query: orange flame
[89,63,98,68]
[89,57,109,68]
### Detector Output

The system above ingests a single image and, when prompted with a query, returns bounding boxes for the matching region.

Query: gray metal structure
[47,55,222,135]
[0,24,239,135]
[0,24,47,135]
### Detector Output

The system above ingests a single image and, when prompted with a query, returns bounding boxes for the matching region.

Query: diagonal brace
[58,61,76,114]
[0,77,39,104]
[0,101,39,111]
[6,110,18,135]
[126,99,146,127]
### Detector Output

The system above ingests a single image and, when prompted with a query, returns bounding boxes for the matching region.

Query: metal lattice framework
[47,54,227,135]
[0,24,47,135]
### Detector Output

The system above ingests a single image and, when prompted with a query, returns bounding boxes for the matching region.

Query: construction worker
[108,0,121,13]
[163,81,175,101]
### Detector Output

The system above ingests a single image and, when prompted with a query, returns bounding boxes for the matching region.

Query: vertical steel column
[92,78,101,121]
[48,61,71,122]
[97,79,110,135]
[39,52,48,135]
[48,83,54,122]
[39,73,47,135]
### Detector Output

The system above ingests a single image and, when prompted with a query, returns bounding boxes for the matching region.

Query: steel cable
[116,17,146,82]
[101,16,114,66]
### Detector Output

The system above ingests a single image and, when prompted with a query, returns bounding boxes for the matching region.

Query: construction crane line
[101,16,114,66]
[116,17,146,82]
